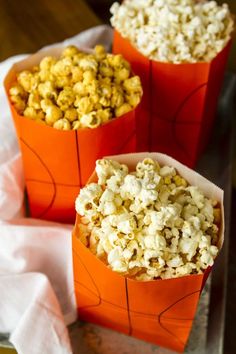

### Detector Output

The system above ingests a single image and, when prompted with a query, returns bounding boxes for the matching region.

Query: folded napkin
[0,25,113,354]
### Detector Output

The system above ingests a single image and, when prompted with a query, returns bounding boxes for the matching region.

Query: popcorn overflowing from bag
[111,0,234,63]
[9,45,142,129]
[75,157,221,281]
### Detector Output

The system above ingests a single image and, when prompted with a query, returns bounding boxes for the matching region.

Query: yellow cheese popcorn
[80,112,101,129]
[115,103,132,117]
[71,66,84,83]
[57,87,75,111]
[38,81,57,100]
[10,95,26,113]
[75,158,221,280]
[9,45,143,129]
[39,56,57,71]
[45,105,63,125]
[51,57,73,76]
[53,118,71,131]
[123,76,142,93]
[76,96,94,114]
[9,84,26,98]
[61,45,79,58]
[64,108,78,122]
[24,107,39,119]
[17,70,38,93]
[28,92,41,110]
[83,70,96,84]
[94,44,107,61]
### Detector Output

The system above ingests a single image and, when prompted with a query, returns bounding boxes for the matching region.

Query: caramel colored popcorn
[110,0,234,63]
[75,158,221,281]
[9,45,143,130]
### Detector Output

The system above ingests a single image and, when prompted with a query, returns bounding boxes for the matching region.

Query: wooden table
[0,0,101,62]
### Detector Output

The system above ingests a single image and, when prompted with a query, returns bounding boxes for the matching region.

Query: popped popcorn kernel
[53,118,71,130]
[9,83,26,98]
[80,112,101,129]
[61,45,79,58]
[115,103,132,117]
[75,157,221,280]
[24,106,39,119]
[45,105,63,125]
[10,95,26,113]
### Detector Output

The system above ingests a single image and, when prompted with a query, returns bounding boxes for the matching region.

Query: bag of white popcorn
[72,152,224,352]
[111,0,234,167]
[4,45,142,223]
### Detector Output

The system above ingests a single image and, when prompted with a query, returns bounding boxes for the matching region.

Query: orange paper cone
[4,47,137,223]
[72,152,224,352]
[113,30,232,167]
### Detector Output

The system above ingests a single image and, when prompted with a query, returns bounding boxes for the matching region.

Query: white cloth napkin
[0,25,113,354]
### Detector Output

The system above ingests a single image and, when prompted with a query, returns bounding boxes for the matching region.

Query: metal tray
[1,73,235,354]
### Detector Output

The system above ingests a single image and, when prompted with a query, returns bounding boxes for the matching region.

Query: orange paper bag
[73,152,224,353]
[113,31,232,167]
[4,47,137,223]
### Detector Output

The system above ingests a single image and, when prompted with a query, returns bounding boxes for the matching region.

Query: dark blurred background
[0,1,235,353]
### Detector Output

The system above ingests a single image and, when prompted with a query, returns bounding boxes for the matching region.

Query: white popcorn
[182,204,198,220]
[98,189,117,215]
[175,263,197,277]
[159,166,176,177]
[96,159,128,185]
[179,237,199,261]
[139,188,158,207]
[108,247,127,272]
[75,183,102,219]
[76,158,221,280]
[186,186,205,208]
[200,199,214,223]
[144,234,166,251]
[117,214,137,234]
[110,0,234,63]
[167,255,183,268]
[199,249,214,268]
[120,175,142,199]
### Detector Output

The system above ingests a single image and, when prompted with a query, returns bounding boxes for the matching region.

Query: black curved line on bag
[171,82,208,158]
[20,137,57,218]
[158,289,201,345]
[73,247,101,310]
[26,179,80,187]
[150,81,207,158]
[74,248,201,324]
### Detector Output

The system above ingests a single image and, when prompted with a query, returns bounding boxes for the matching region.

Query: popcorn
[110,0,234,63]
[10,95,26,113]
[53,118,71,130]
[115,103,132,117]
[75,158,221,280]
[45,105,63,125]
[9,45,143,129]
[80,112,101,129]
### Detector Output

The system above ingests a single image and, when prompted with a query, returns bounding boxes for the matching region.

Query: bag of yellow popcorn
[72,152,224,353]
[111,0,234,168]
[4,45,142,223]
